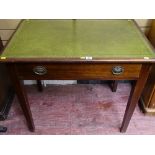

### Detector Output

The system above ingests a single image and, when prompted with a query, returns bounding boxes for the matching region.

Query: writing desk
[1,19,155,132]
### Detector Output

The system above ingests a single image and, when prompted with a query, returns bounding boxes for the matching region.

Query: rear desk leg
[37,80,43,92]
[7,64,35,132]
[120,64,151,132]
[110,80,118,92]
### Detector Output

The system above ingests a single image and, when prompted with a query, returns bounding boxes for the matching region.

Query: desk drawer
[16,63,142,80]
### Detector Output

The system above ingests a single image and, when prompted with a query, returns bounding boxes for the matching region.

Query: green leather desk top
[1,19,155,60]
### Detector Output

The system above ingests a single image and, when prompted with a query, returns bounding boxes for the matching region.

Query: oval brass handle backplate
[112,66,124,75]
[33,66,47,75]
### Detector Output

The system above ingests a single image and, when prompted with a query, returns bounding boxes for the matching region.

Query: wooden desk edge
[1,58,155,63]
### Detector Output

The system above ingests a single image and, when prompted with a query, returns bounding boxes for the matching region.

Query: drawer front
[16,63,142,80]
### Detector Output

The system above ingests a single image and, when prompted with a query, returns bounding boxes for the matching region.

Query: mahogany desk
[1,19,155,132]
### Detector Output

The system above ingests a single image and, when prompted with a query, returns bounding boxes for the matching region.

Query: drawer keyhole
[33,66,47,75]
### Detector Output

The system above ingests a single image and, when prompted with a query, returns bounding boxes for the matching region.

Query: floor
[1,83,155,135]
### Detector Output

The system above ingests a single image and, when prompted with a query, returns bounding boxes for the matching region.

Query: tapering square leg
[120,64,151,132]
[7,64,35,132]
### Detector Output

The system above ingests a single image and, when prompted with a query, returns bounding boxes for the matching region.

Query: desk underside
[1,19,155,59]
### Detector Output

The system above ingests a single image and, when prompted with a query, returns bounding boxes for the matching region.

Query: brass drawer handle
[112,66,124,75]
[33,66,47,75]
